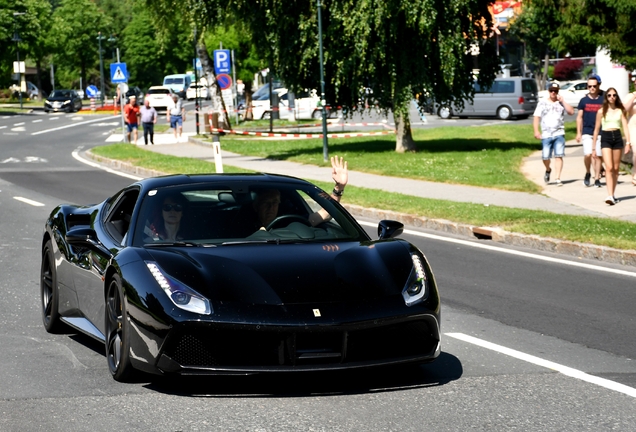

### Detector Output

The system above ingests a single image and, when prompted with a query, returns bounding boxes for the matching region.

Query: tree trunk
[196,40,232,130]
[393,107,416,153]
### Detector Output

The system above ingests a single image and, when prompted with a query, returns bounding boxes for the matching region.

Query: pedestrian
[123,95,140,144]
[624,89,636,186]
[167,94,186,142]
[592,87,631,205]
[140,99,157,145]
[533,82,575,186]
[576,75,604,187]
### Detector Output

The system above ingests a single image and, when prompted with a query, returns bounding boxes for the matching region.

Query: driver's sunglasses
[588,84,598,88]
[162,204,183,212]
[549,89,559,93]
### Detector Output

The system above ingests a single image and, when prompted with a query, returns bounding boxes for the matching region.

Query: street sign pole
[317,0,329,161]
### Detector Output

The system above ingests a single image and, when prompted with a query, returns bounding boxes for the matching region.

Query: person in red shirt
[124,95,141,144]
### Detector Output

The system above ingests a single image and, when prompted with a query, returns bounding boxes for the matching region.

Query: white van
[438,77,538,120]
[163,74,192,98]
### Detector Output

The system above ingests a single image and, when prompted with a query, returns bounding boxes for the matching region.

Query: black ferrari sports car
[41,173,441,382]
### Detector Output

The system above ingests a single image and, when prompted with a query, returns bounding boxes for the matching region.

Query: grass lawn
[91,138,636,251]
[215,122,578,193]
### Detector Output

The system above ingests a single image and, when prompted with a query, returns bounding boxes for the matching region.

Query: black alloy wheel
[105,274,136,382]
[41,240,64,333]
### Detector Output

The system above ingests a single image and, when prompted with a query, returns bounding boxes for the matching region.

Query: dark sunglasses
[606,94,617,98]
[587,84,598,88]
[162,204,183,212]
[549,89,559,93]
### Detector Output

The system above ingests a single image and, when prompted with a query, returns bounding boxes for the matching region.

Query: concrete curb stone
[84,149,636,268]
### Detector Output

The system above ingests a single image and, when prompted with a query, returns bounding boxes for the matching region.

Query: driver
[242,156,348,233]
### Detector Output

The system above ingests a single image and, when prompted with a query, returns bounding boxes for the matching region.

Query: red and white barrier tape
[208,128,395,139]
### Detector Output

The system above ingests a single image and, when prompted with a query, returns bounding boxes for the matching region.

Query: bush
[554,59,583,80]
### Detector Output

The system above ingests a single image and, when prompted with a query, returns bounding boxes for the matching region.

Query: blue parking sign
[110,63,128,83]
[214,50,231,75]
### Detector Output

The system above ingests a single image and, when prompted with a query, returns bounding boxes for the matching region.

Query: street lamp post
[97,32,106,107]
[316,0,328,161]
[12,12,26,110]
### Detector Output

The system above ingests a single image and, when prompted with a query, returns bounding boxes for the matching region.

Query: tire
[312,110,322,119]
[41,240,64,333]
[497,106,512,120]
[438,106,452,119]
[105,274,137,382]
[261,111,271,120]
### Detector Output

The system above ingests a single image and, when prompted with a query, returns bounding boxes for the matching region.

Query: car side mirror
[66,228,112,256]
[378,220,404,239]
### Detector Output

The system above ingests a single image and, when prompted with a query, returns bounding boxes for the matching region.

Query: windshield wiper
[144,241,202,247]
[221,238,300,246]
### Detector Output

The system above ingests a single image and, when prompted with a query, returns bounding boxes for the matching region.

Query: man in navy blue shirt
[576,75,604,187]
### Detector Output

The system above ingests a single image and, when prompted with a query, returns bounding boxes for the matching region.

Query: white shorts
[582,134,602,156]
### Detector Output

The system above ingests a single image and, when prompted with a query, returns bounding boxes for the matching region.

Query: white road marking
[13,122,25,126]
[13,196,45,207]
[0,126,6,129]
[32,116,110,135]
[11,127,25,132]
[32,119,42,123]
[357,221,636,278]
[446,332,636,398]
[2,158,20,163]
[72,149,142,180]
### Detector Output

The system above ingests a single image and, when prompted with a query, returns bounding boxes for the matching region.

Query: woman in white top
[592,87,631,205]
[623,90,636,186]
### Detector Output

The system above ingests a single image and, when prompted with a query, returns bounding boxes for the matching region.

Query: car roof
[148,86,172,91]
[132,173,313,191]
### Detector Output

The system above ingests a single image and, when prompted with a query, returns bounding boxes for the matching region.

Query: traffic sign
[213,50,231,75]
[86,85,99,98]
[110,63,128,83]
[216,74,232,90]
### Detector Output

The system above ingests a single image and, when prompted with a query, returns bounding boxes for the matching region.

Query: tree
[145,0,499,153]
[48,0,111,89]
[555,0,636,69]
[0,0,52,89]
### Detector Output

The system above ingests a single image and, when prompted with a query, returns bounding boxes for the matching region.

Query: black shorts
[600,130,624,150]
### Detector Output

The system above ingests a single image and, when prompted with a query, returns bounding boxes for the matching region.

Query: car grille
[161,319,438,369]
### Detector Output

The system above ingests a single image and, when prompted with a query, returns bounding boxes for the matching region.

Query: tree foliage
[146,0,499,152]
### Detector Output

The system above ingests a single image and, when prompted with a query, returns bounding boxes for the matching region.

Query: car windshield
[50,90,72,98]
[148,89,170,95]
[165,78,184,85]
[132,182,367,247]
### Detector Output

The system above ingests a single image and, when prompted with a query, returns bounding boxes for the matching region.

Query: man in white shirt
[533,82,575,186]
[167,94,186,142]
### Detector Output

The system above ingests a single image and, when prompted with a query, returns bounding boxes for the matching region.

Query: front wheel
[497,106,512,120]
[41,240,64,333]
[312,109,322,119]
[438,106,452,119]
[105,274,137,382]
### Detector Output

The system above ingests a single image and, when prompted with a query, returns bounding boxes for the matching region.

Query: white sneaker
[555,179,563,187]
[605,196,616,205]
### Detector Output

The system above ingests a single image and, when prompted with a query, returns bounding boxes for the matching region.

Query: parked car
[538,80,588,107]
[437,77,538,120]
[145,86,174,111]
[43,89,83,113]
[9,81,39,100]
[40,173,441,381]
[250,87,336,120]
[186,83,209,100]
[125,86,145,105]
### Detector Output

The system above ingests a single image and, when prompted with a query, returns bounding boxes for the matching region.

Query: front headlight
[402,253,428,306]
[62,100,70,105]
[146,261,212,315]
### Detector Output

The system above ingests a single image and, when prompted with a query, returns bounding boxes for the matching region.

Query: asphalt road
[1,111,635,431]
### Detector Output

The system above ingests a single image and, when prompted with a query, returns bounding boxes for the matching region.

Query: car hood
[145,240,413,305]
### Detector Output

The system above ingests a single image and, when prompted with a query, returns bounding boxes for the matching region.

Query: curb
[85,145,636,268]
